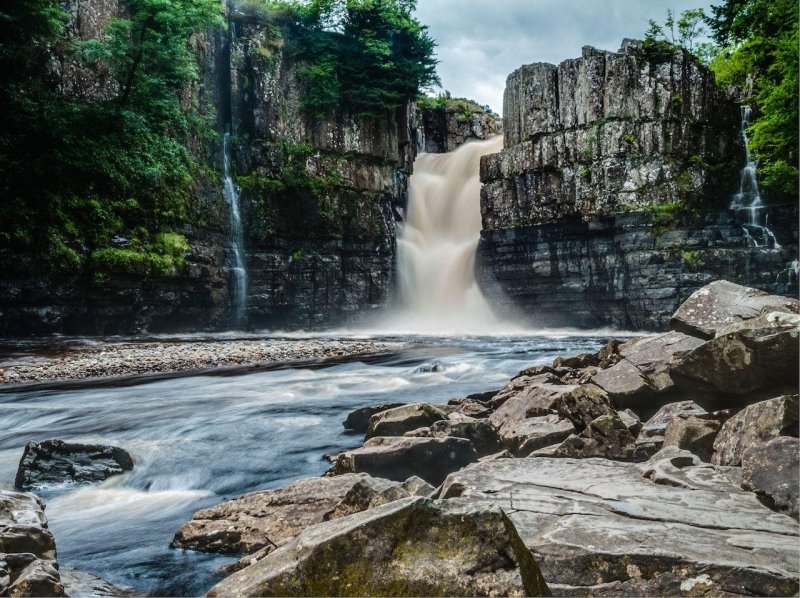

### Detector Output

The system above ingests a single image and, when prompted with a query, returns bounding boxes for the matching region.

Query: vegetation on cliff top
[0,0,225,277]
[645,0,798,200]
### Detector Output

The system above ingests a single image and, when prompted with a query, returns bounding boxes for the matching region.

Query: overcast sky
[415,0,716,114]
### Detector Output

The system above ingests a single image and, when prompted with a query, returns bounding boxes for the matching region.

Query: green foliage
[682,249,705,271]
[261,0,439,118]
[623,133,637,145]
[417,94,484,122]
[0,0,224,278]
[92,232,189,278]
[579,166,591,179]
[706,0,798,198]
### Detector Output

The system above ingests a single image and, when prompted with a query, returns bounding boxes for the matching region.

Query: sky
[415,0,716,114]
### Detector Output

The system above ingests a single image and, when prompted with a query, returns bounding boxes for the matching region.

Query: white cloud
[415,0,716,113]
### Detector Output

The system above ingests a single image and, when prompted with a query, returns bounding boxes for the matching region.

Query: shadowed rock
[15,439,133,490]
[548,414,636,460]
[662,414,722,462]
[742,437,799,519]
[634,401,708,460]
[207,497,550,597]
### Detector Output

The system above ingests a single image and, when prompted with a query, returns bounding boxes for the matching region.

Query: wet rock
[742,437,799,519]
[0,491,63,597]
[440,456,799,596]
[207,497,550,597]
[15,439,133,490]
[633,401,708,461]
[428,419,502,457]
[670,280,800,339]
[590,332,704,409]
[662,414,722,462]
[59,569,133,597]
[322,475,434,521]
[671,326,799,402]
[171,474,369,555]
[342,403,406,433]
[365,403,448,439]
[330,436,478,486]
[712,395,799,466]
[549,414,636,460]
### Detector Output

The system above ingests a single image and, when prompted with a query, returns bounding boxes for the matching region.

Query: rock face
[476,40,797,330]
[0,491,64,597]
[417,98,501,153]
[330,436,478,486]
[207,497,550,597]
[741,437,799,519]
[171,474,367,555]
[14,440,134,490]
[440,457,799,596]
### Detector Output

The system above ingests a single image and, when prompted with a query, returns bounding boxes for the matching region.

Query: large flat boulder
[670,280,799,339]
[440,457,799,596]
[671,327,798,402]
[171,474,370,555]
[0,490,64,597]
[207,497,550,597]
[712,395,798,466]
[590,332,704,410]
[14,439,134,490]
[365,403,448,439]
[330,436,478,485]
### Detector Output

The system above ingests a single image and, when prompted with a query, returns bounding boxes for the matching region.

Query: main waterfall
[222,131,247,327]
[392,136,504,332]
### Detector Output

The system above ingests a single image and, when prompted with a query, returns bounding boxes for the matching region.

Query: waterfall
[222,130,247,328]
[391,136,504,332]
[731,106,780,248]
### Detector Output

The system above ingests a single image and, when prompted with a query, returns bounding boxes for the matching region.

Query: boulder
[59,569,133,597]
[487,373,564,410]
[488,382,578,430]
[14,439,134,490]
[322,476,434,521]
[0,491,64,597]
[618,408,642,435]
[207,497,550,597]
[492,413,574,457]
[662,414,722,462]
[427,419,502,457]
[670,280,799,340]
[712,395,799,466]
[633,401,707,460]
[365,403,447,439]
[342,403,406,433]
[440,457,799,596]
[671,327,799,402]
[590,332,704,409]
[446,398,491,418]
[330,436,478,486]
[553,353,598,369]
[742,437,799,519]
[548,414,636,460]
[171,474,370,554]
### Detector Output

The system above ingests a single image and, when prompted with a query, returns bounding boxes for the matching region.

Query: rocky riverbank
[172,279,798,596]
[0,338,400,386]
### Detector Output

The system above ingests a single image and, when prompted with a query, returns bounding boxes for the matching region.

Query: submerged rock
[670,280,799,339]
[440,456,799,596]
[14,439,133,490]
[712,395,799,466]
[330,436,478,485]
[207,497,550,597]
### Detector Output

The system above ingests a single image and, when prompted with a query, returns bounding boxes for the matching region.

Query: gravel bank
[0,339,401,385]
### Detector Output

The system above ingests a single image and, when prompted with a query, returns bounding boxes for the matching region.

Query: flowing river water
[0,333,613,595]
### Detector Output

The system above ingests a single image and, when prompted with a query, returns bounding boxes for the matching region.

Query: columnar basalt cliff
[477,41,798,329]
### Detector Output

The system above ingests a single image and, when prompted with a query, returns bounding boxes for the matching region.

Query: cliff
[416,97,501,153]
[476,41,797,329]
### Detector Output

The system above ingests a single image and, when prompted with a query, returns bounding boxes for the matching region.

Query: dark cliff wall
[416,99,501,153]
[477,41,798,330]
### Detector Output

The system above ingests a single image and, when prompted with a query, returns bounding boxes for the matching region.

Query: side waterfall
[222,130,247,327]
[393,136,504,332]
[731,105,780,248]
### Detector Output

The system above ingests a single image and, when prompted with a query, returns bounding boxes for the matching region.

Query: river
[0,332,613,595]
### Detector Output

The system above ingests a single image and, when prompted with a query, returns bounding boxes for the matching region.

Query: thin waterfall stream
[391,136,505,332]
[222,131,247,327]
[731,105,780,249]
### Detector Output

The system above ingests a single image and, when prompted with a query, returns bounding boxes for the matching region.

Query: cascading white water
[222,131,247,327]
[392,136,504,332]
[731,105,780,248]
